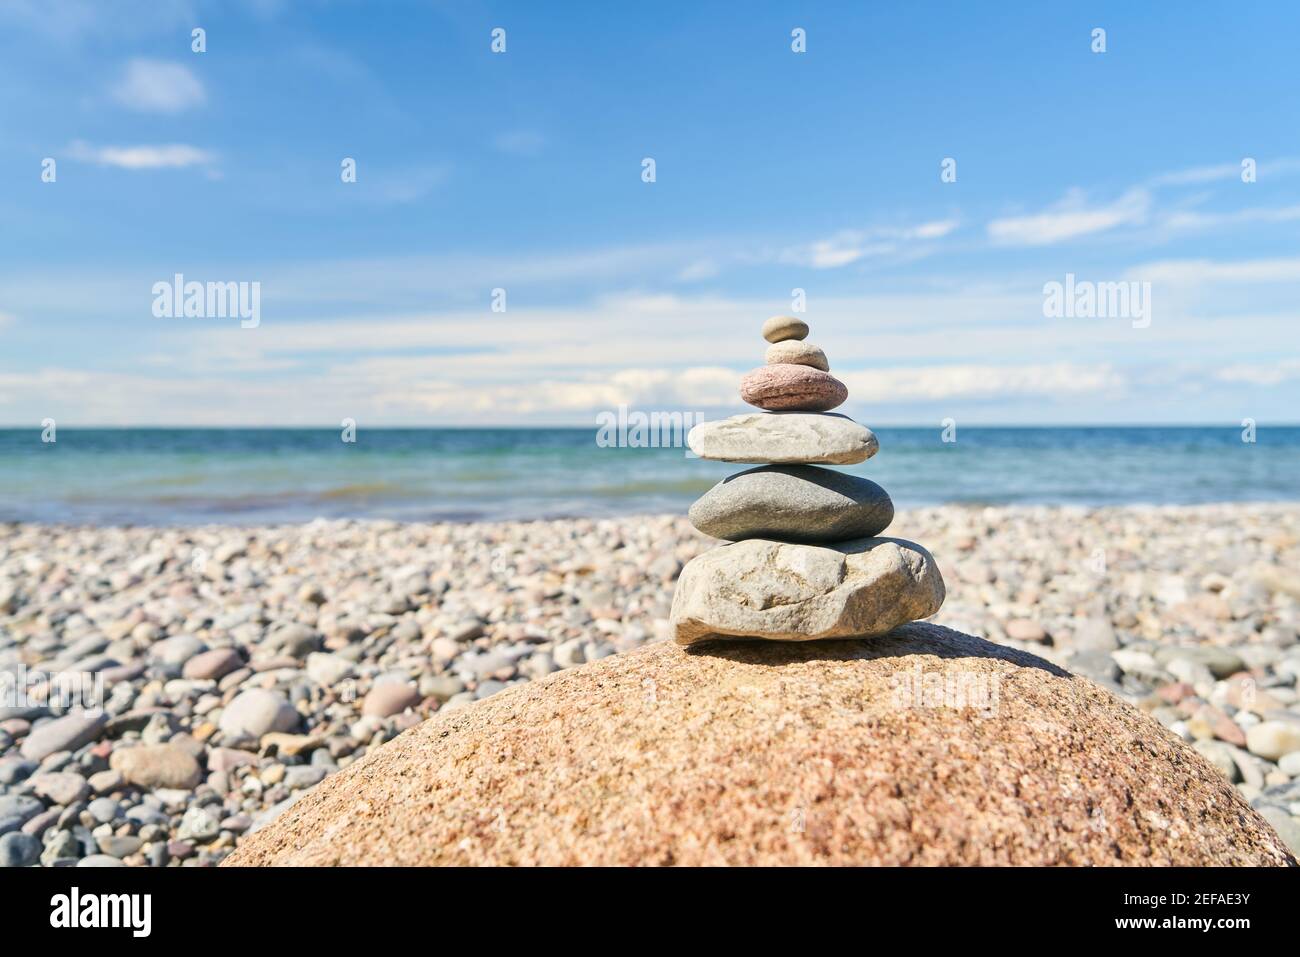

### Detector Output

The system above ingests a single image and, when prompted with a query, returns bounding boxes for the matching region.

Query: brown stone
[223,624,1294,867]
[109,744,203,790]
[739,365,847,412]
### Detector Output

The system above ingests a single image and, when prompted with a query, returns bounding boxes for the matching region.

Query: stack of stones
[671,315,946,646]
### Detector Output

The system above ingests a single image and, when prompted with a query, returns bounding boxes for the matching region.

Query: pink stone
[739,364,847,412]
[362,682,422,718]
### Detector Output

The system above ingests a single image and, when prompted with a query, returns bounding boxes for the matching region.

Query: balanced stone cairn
[671,315,946,645]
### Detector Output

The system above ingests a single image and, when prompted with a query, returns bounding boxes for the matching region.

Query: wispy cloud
[1159,204,1300,232]
[839,363,1124,403]
[68,140,216,170]
[1215,359,1300,387]
[1148,156,1300,187]
[1132,256,1300,284]
[988,188,1150,246]
[777,219,959,269]
[111,58,205,113]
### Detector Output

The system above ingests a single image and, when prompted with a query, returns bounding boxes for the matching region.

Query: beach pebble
[0,831,41,867]
[1005,620,1049,643]
[1155,645,1245,680]
[267,623,321,658]
[306,652,355,686]
[220,689,300,739]
[87,798,122,825]
[177,806,221,842]
[761,315,809,343]
[1245,721,1300,761]
[110,744,203,790]
[29,771,90,806]
[0,758,37,786]
[76,854,127,867]
[148,634,207,669]
[183,647,243,681]
[688,413,877,465]
[19,711,107,762]
[690,465,893,543]
[765,340,829,371]
[740,365,847,412]
[361,682,421,718]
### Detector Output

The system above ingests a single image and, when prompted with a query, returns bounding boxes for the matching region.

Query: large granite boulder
[223,625,1295,866]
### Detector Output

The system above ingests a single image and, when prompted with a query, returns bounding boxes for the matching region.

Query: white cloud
[988,189,1150,246]
[1159,204,1300,232]
[1215,360,1300,387]
[778,219,959,269]
[1132,257,1300,284]
[112,59,205,113]
[838,363,1124,403]
[69,140,215,170]
[1149,156,1300,187]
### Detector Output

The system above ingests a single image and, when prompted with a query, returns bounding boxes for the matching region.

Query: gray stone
[29,771,90,805]
[688,413,878,466]
[690,465,893,543]
[765,339,829,371]
[76,854,127,867]
[148,634,206,668]
[267,623,321,658]
[41,829,80,866]
[177,805,221,842]
[0,795,46,826]
[671,537,946,645]
[96,834,143,858]
[0,831,40,867]
[284,766,328,790]
[19,710,107,761]
[87,798,122,825]
[219,689,299,739]
[0,758,37,786]
[1154,645,1245,679]
[1257,806,1300,856]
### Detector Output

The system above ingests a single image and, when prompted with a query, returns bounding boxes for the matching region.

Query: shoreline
[3,498,1300,532]
[2,502,1299,865]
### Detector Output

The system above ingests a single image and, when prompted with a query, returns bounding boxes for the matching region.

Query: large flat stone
[670,536,945,644]
[689,464,893,542]
[688,412,877,465]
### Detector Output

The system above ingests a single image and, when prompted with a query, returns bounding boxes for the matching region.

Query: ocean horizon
[2,425,1297,526]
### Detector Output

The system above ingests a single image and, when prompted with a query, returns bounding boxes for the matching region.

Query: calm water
[0,427,1296,526]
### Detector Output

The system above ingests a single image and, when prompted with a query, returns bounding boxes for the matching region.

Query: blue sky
[2,0,1299,425]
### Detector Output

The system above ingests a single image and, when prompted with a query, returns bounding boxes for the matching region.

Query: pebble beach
[2,502,1300,866]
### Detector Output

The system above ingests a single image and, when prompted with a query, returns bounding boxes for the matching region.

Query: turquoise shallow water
[0,426,1296,526]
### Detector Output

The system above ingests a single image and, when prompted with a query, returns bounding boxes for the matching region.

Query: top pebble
[762,316,809,343]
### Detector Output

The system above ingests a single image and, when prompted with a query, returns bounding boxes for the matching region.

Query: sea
[0,426,1296,526]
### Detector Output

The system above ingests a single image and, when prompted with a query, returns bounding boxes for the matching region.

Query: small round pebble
[761,315,809,343]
